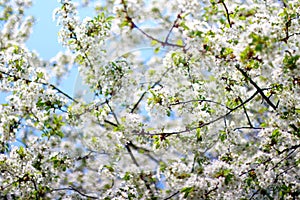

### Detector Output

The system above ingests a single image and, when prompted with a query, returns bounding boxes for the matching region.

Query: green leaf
[181,186,194,198]
[123,172,131,181]
[151,40,158,46]
[159,161,167,171]
[219,130,227,142]
[283,54,300,70]
[106,15,114,22]
[166,109,171,117]
[240,46,255,62]
[154,47,160,53]
[196,128,202,142]
[176,39,184,46]
[179,21,189,30]
[104,165,114,172]
[17,146,26,159]
[225,172,234,185]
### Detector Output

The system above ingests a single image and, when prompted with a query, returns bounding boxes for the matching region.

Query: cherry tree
[0,0,299,199]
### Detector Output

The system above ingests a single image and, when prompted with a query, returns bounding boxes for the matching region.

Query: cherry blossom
[0,0,299,199]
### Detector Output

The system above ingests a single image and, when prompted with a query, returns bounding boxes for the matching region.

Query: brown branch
[233,127,262,131]
[278,144,300,155]
[76,151,93,161]
[274,164,297,183]
[130,67,172,113]
[238,96,253,127]
[51,186,98,199]
[280,32,300,42]
[163,90,259,135]
[281,0,287,7]
[164,191,179,200]
[205,183,219,198]
[125,143,140,167]
[105,99,146,171]
[0,70,77,103]
[169,99,230,110]
[270,147,297,171]
[164,11,183,44]
[121,0,184,48]
[30,179,41,199]
[103,119,118,127]
[75,100,107,118]
[124,142,156,198]
[133,24,184,48]
[139,172,156,199]
[130,89,148,114]
[135,91,259,137]
[127,141,160,163]
[249,189,260,200]
[64,20,102,93]
[240,145,300,178]
[239,157,272,177]
[279,11,300,42]
[220,1,232,28]
[235,64,277,110]
[105,99,120,125]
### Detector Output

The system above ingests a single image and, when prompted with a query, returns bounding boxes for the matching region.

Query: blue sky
[27,1,78,100]
[27,1,64,60]
[27,1,95,59]
[0,1,94,103]
[1,1,162,103]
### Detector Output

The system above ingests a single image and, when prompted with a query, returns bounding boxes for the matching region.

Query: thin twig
[233,127,262,131]
[235,65,277,110]
[104,119,118,127]
[65,20,102,93]
[169,99,230,110]
[274,164,297,183]
[164,191,179,200]
[133,24,184,48]
[51,187,98,199]
[106,99,120,125]
[239,144,300,177]
[205,183,219,197]
[0,70,77,103]
[127,141,160,163]
[249,189,260,200]
[270,147,297,171]
[135,91,259,136]
[278,144,300,155]
[221,1,232,28]
[121,0,184,48]
[130,67,172,113]
[238,96,253,127]
[125,143,140,167]
[165,11,182,43]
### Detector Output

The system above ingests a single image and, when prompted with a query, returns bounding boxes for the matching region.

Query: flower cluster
[0,0,299,199]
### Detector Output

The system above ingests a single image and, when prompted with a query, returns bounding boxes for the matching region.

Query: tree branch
[238,96,253,127]
[105,99,120,125]
[125,142,140,167]
[51,186,98,199]
[134,91,259,136]
[130,67,172,113]
[235,64,277,110]
[164,191,179,200]
[121,0,185,48]
[0,70,77,103]
[233,126,262,131]
[127,141,160,163]
[270,147,297,171]
[164,11,182,44]
[169,99,230,110]
[220,0,232,28]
